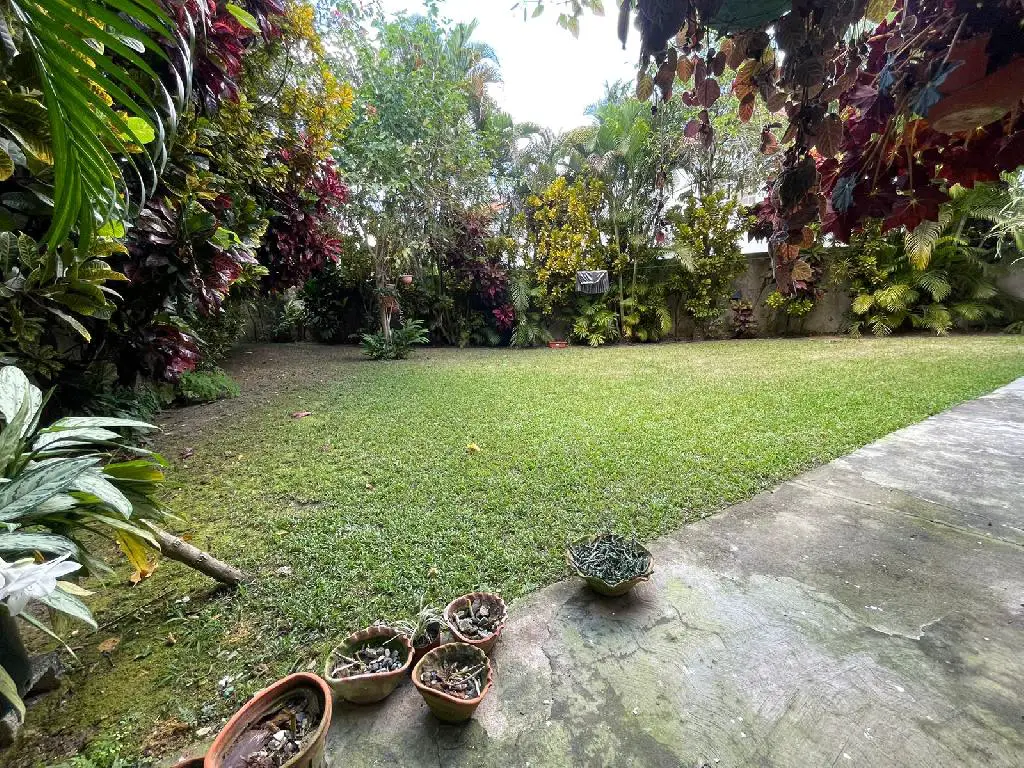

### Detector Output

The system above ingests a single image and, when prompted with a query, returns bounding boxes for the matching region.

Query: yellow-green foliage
[667,191,750,325]
[524,176,607,311]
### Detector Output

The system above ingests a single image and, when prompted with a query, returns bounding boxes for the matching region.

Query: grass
[15,335,1024,766]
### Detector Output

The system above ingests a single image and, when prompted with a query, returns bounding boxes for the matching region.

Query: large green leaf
[7,0,176,252]
[0,530,77,556]
[37,585,96,629]
[0,456,97,522]
[0,664,25,722]
[44,416,157,432]
[72,469,133,518]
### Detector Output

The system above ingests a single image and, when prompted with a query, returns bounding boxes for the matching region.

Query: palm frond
[915,270,951,302]
[6,0,177,251]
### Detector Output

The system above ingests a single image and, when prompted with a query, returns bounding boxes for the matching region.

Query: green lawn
[18,336,1024,765]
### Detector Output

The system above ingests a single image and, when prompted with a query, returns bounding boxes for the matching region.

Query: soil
[418,658,487,700]
[221,693,319,768]
[154,343,364,459]
[451,597,503,640]
[329,642,404,678]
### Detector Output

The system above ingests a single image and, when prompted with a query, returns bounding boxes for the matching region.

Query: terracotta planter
[548,340,568,349]
[399,274,414,285]
[444,593,507,655]
[412,643,493,723]
[204,673,331,768]
[323,626,413,704]
[411,630,442,668]
[566,534,654,597]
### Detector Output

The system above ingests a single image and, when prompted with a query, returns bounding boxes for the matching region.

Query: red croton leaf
[676,56,695,84]
[697,78,721,108]
[815,114,844,157]
[739,93,756,123]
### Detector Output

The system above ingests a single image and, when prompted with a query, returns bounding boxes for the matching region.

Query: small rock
[196,726,213,738]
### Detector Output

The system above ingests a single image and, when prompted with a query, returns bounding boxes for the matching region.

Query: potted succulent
[323,626,413,704]
[204,672,332,768]
[412,643,493,723]
[567,533,654,597]
[444,592,507,654]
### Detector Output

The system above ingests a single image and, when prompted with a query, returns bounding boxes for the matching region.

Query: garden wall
[730,252,851,337]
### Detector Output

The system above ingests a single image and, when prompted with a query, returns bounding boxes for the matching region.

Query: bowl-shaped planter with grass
[323,626,413,704]
[567,534,653,597]
[444,592,507,654]
[412,642,493,723]
[205,672,331,768]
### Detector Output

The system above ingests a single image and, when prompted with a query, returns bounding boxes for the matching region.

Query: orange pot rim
[323,625,414,684]
[443,592,508,644]
[205,672,332,768]
[411,642,494,706]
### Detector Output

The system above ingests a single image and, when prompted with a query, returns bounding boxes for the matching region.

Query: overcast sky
[378,0,643,132]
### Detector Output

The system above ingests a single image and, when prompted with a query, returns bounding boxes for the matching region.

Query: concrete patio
[326,379,1024,767]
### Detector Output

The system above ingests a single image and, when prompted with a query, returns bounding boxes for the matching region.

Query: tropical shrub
[302,263,357,344]
[0,365,169,577]
[729,298,758,338]
[361,320,429,361]
[832,219,1009,337]
[666,192,750,333]
[621,283,672,342]
[177,368,241,404]
[522,176,608,311]
[508,273,552,348]
[572,299,620,347]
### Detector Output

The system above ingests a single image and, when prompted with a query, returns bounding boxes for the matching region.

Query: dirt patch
[154,343,363,458]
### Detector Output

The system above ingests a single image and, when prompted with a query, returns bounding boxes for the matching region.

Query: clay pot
[204,673,331,768]
[412,643,493,723]
[173,759,205,768]
[411,626,443,668]
[399,274,414,285]
[444,593,507,654]
[323,626,413,704]
[548,340,568,349]
[566,534,654,597]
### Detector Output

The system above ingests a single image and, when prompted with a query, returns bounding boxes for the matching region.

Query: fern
[875,283,917,313]
[915,270,951,302]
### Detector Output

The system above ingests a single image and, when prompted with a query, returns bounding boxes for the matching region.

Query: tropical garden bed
[9,336,1024,766]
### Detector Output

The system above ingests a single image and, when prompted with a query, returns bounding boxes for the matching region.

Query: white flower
[0,553,82,617]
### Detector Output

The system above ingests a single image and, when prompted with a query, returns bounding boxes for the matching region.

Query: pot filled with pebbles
[443,592,507,654]
[567,533,653,597]
[205,672,332,768]
[322,625,413,704]
[411,642,493,723]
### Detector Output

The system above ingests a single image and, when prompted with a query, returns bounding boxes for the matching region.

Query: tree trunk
[151,528,251,587]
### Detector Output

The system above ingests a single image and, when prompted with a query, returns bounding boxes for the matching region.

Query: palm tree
[446,20,502,127]
[0,0,184,252]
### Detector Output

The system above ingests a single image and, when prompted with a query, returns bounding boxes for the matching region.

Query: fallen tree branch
[150,527,252,587]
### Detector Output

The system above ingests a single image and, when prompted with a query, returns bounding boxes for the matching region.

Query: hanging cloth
[576,270,610,294]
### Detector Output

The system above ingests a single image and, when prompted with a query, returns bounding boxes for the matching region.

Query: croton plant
[618,0,1024,301]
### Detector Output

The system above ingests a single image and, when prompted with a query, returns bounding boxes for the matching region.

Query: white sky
[378,0,643,132]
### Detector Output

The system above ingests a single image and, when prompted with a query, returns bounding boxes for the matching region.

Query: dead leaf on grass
[180,447,195,460]
[291,411,313,419]
[97,637,120,654]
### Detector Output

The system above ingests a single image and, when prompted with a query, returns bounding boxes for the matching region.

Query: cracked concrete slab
[325,379,1024,767]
